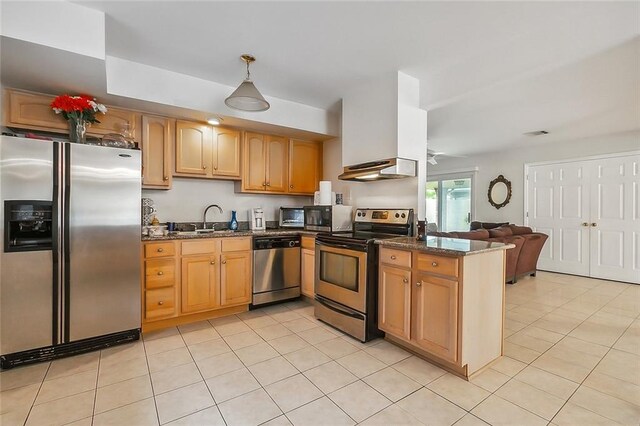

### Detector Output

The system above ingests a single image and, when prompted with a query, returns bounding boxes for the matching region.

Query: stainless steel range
[314,208,413,342]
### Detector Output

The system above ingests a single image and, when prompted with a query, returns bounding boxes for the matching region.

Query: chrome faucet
[203,204,223,230]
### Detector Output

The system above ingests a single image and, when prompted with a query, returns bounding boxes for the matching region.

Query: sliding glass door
[426,174,474,232]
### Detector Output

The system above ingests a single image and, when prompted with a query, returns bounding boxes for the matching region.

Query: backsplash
[142,178,312,224]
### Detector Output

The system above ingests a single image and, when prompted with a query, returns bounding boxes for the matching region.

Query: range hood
[340,71,426,182]
[338,158,416,181]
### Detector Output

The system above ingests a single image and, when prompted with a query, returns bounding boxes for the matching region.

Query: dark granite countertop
[375,236,514,256]
[142,229,317,241]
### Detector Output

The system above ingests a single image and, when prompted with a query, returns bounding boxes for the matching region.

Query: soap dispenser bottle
[229,210,239,231]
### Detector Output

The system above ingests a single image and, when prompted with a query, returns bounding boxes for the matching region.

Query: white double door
[527,153,639,284]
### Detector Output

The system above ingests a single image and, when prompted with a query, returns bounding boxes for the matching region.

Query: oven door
[315,240,367,313]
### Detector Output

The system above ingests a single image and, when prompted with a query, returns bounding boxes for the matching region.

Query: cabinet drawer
[145,259,175,289]
[221,237,251,252]
[416,253,459,278]
[145,242,175,258]
[301,235,315,250]
[380,247,411,268]
[145,287,176,320]
[182,240,218,256]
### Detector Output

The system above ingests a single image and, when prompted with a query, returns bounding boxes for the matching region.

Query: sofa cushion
[470,221,509,230]
[455,229,490,240]
[508,224,533,235]
[488,226,514,237]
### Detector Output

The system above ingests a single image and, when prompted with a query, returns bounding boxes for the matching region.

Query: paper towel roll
[319,181,332,205]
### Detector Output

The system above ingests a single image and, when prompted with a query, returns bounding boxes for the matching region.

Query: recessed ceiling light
[207,117,223,126]
[523,130,549,136]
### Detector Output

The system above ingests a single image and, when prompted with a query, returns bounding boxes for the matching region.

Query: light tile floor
[1,271,639,425]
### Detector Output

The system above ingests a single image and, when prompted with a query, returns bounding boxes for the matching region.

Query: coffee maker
[249,208,266,231]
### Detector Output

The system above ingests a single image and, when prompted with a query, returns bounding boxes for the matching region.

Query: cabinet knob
[591,223,597,227]
[157,248,164,253]
[290,185,294,189]
[266,183,270,186]
[263,182,267,186]
[403,278,408,283]
[222,260,227,264]
[157,271,164,276]
[203,165,207,169]
[158,301,164,306]
[390,255,397,260]
[582,222,589,227]
[431,262,438,267]
[163,176,169,181]
[210,261,215,265]
[416,282,422,287]
[214,167,218,170]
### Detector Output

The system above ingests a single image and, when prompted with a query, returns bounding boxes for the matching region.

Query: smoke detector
[523,130,549,136]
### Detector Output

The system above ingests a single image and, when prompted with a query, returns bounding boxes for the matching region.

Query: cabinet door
[301,248,315,298]
[265,135,288,192]
[378,265,411,340]
[141,115,173,188]
[212,127,241,178]
[243,132,267,190]
[220,251,252,306]
[89,107,140,139]
[6,90,68,132]
[289,140,322,194]
[181,255,218,313]
[175,120,210,176]
[412,272,459,363]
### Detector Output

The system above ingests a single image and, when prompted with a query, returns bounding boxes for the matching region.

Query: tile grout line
[22,361,52,425]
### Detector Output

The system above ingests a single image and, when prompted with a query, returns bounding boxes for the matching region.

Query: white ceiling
[32,2,640,154]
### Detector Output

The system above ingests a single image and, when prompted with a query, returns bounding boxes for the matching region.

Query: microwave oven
[279,207,304,228]
[303,205,353,232]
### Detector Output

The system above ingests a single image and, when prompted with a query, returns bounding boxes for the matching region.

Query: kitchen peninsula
[376,236,513,379]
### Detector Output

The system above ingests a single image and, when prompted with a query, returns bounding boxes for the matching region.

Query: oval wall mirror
[488,175,512,209]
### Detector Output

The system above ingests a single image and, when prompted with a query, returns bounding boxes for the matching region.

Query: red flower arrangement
[51,94,107,124]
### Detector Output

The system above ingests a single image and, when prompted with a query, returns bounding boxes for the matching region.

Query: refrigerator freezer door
[67,144,141,342]
[0,137,55,354]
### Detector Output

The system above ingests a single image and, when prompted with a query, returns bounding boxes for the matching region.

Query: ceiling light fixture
[225,54,270,112]
[207,117,223,126]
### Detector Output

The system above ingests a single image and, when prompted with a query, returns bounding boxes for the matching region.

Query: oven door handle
[316,240,367,251]
[315,296,364,320]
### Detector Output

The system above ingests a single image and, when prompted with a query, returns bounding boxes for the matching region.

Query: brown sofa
[428,222,548,284]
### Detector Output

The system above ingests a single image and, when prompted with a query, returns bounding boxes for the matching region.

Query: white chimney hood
[340,71,427,180]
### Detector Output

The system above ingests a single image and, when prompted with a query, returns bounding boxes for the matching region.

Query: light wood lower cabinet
[181,255,219,313]
[378,264,411,341]
[220,252,252,306]
[142,237,252,327]
[300,236,316,298]
[378,246,506,379]
[413,271,459,362]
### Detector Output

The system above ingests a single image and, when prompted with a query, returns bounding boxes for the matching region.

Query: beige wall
[428,130,640,225]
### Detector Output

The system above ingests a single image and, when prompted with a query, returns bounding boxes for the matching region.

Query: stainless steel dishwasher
[252,235,301,306]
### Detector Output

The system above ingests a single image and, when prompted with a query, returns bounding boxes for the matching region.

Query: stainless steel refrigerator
[0,136,141,369]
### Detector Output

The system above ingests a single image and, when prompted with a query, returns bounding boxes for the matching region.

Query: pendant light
[225,54,270,112]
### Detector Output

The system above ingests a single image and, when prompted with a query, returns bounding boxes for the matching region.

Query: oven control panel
[354,209,413,224]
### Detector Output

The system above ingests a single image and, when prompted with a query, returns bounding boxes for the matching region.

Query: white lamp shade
[225,80,270,112]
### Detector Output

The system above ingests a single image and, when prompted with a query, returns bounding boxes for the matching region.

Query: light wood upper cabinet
[4,89,141,140]
[265,135,288,192]
[289,140,322,195]
[240,132,290,193]
[212,128,241,178]
[175,120,210,176]
[141,115,173,189]
[242,132,268,191]
[413,272,459,363]
[378,264,411,341]
[220,251,252,306]
[181,255,219,313]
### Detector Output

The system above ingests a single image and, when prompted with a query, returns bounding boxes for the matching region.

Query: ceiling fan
[427,149,444,165]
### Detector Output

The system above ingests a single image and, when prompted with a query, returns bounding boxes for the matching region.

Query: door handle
[591,223,597,227]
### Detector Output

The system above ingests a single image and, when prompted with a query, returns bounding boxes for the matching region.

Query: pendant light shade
[225,55,270,112]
